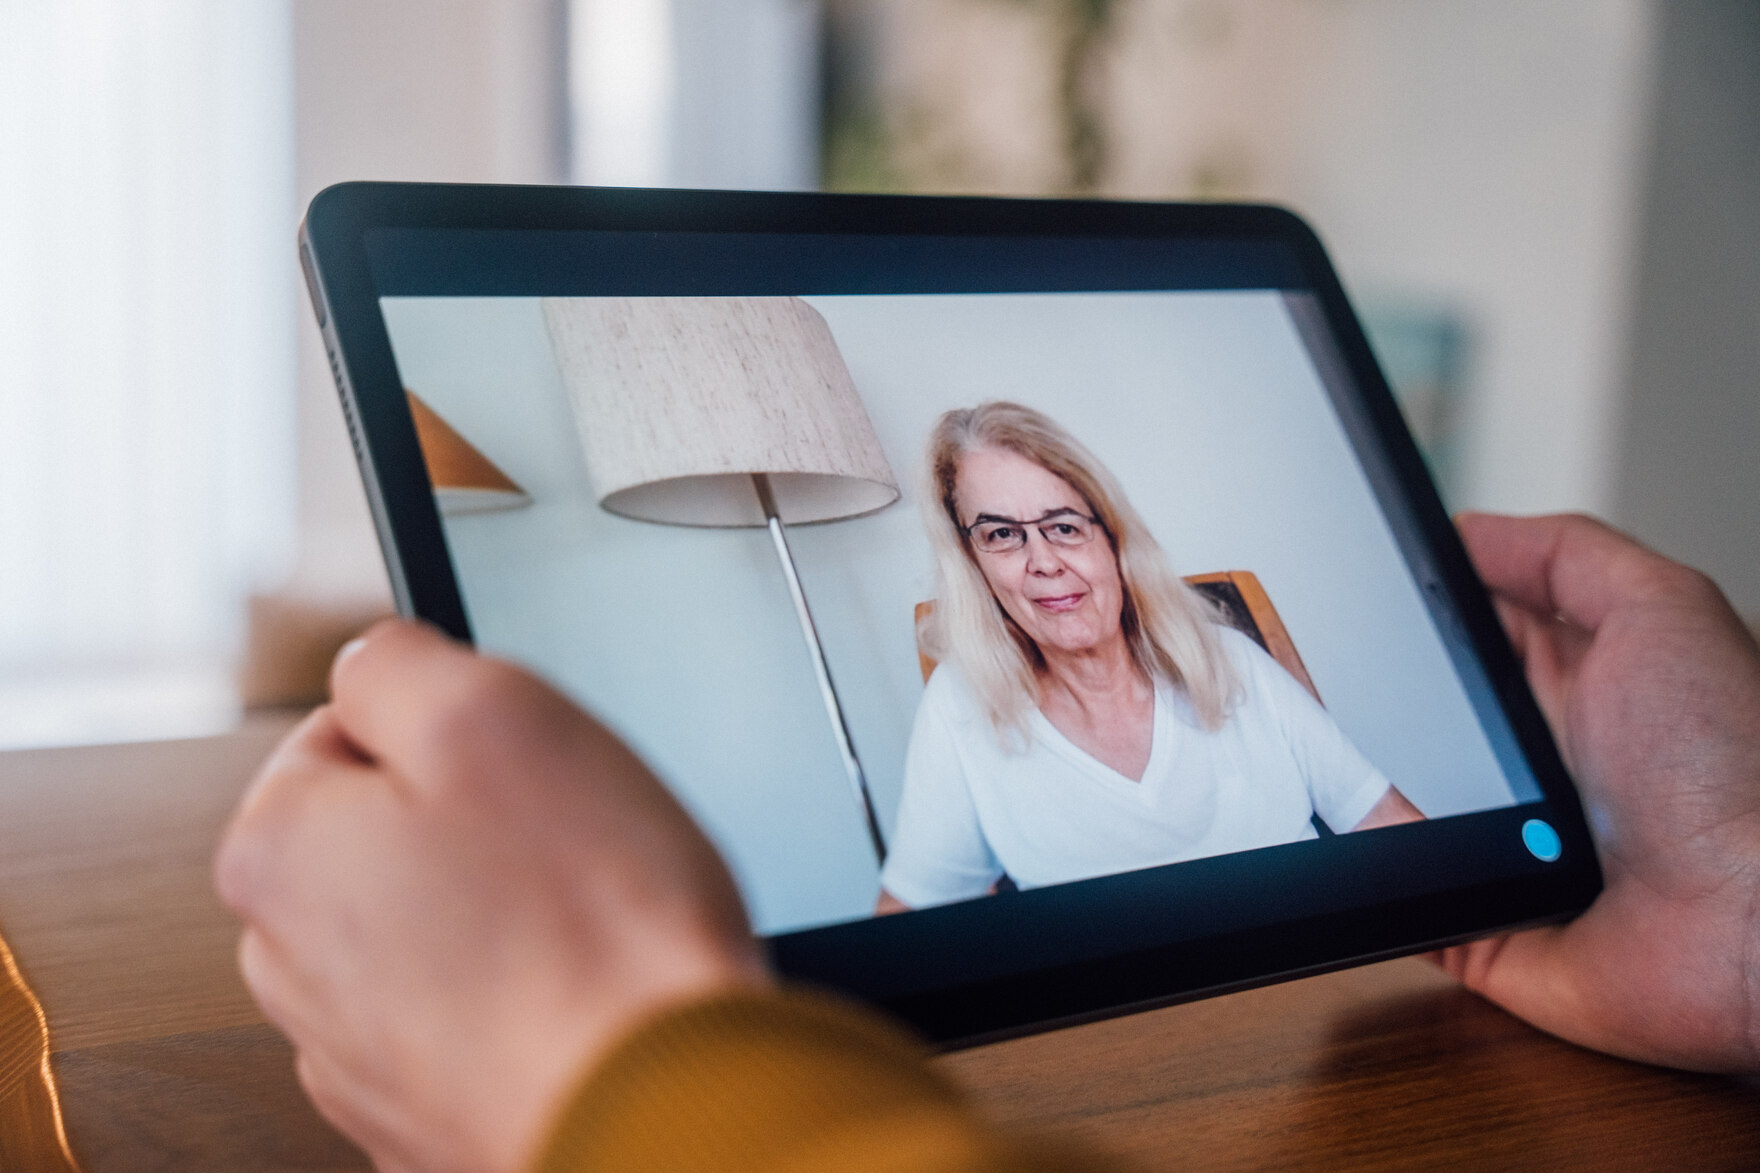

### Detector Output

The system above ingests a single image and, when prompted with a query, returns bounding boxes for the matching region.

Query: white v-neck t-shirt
[878,627,1392,909]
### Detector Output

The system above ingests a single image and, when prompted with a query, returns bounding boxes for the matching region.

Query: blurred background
[1,0,1754,750]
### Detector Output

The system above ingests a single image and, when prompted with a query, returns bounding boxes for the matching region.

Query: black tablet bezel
[299,182,1600,1047]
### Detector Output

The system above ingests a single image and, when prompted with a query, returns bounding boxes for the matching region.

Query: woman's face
[953,446,1126,659]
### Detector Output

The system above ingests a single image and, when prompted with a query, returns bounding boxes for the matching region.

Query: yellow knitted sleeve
[530,988,1115,1173]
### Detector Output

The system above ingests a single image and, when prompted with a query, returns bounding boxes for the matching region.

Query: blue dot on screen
[1522,819,1563,863]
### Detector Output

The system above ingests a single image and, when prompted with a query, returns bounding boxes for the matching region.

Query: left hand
[215,620,769,1173]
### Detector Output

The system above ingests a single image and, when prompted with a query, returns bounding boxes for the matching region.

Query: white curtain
[569,0,819,189]
[0,2,296,748]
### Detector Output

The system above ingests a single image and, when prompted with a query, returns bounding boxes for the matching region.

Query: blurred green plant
[820,0,909,192]
[820,0,1120,195]
[1028,0,1121,193]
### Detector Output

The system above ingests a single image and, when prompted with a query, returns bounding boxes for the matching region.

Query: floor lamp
[541,296,899,863]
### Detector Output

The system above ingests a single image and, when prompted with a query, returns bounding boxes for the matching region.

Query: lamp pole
[751,473,888,864]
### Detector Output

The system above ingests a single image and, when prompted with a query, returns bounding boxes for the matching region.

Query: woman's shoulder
[912,662,1004,757]
[1142,625,1263,726]
[1207,623,1319,716]
[921,659,983,720]
[1212,623,1277,674]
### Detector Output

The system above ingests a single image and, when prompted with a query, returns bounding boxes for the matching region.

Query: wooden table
[1,719,1756,1171]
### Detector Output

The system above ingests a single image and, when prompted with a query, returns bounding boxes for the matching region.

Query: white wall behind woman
[383,292,1516,935]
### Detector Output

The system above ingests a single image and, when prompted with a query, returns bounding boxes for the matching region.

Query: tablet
[299,183,1600,1046]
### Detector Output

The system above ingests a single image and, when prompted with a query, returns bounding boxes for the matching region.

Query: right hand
[1437,513,1760,1073]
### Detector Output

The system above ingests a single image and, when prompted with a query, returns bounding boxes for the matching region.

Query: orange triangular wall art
[405,391,531,514]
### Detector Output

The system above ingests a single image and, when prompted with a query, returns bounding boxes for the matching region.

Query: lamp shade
[406,391,530,514]
[540,297,899,526]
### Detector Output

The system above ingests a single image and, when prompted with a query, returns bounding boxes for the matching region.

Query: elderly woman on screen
[875,402,1422,913]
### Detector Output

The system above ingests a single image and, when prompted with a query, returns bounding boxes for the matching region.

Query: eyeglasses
[962,510,1103,555]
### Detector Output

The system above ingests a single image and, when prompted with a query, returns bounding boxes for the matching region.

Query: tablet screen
[306,192,1597,1042]
[378,286,1541,934]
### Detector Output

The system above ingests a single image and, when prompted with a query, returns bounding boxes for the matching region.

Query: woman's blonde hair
[919,401,1239,737]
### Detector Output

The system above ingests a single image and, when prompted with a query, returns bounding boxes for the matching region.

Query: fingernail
[335,637,367,665]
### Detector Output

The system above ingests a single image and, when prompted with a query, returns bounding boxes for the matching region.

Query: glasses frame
[961,508,1105,555]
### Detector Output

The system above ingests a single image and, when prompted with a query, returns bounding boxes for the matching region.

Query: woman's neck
[1036,636,1149,717]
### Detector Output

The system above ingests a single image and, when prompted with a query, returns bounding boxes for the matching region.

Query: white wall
[668,0,819,190]
[290,0,566,606]
[1613,0,1760,618]
[570,0,820,189]
[382,292,1519,935]
[0,2,297,748]
[1277,0,1659,518]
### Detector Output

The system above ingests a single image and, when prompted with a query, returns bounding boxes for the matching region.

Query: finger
[326,616,456,702]
[326,618,527,792]
[227,706,361,829]
[1483,597,1582,736]
[236,927,336,1049]
[215,707,367,917]
[327,618,474,739]
[1456,512,1688,632]
[1432,926,1598,1052]
[294,1046,425,1173]
[1490,595,1536,661]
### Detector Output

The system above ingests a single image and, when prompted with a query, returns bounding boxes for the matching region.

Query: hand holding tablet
[1437,512,1760,1073]
[216,621,770,1173]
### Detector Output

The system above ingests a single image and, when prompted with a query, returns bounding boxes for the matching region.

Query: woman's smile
[1031,592,1087,613]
